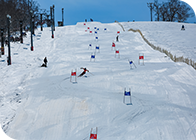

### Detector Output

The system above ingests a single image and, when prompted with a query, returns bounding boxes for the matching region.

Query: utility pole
[40,14,43,31]
[7,15,11,65]
[20,20,23,43]
[32,15,35,35]
[53,5,55,31]
[147,2,153,21]
[62,8,64,26]
[50,6,54,38]
[30,10,34,51]
[1,28,4,55]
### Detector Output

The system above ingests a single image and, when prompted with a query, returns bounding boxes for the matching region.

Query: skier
[78,67,89,77]
[116,35,119,42]
[41,57,48,67]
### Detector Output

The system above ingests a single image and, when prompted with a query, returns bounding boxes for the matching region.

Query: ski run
[0,21,196,140]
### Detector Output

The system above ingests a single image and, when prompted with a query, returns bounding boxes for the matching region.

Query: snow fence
[115,21,196,70]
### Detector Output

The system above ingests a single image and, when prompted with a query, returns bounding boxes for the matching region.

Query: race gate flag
[89,127,98,140]
[139,56,144,59]
[123,88,132,105]
[90,53,96,61]
[111,42,116,50]
[88,44,92,49]
[104,28,107,32]
[115,50,120,58]
[95,45,100,53]
[70,69,77,83]
[117,31,120,34]
[90,134,97,139]
[138,53,144,65]
[71,71,76,76]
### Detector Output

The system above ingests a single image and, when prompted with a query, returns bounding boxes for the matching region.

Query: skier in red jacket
[78,67,89,77]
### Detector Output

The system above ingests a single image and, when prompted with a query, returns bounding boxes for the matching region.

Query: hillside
[0,21,196,140]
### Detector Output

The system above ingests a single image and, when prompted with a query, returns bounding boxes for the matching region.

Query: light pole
[62,8,64,26]
[40,14,43,31]
[30,10,34,51]
[20,20,23,43]
[147,3,153,21]
[7,14,11,65]
[53,5,55,31]
[50,6,54,38]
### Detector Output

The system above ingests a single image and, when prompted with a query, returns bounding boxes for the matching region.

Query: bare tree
[151,0,193,22]
[0,0,48,32]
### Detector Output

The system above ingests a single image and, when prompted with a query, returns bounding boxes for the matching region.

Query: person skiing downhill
[41,57,48,67]
[78,67,89,77]
[44,57,48,67]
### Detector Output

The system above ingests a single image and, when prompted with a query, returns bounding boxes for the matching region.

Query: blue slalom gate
[123,88,132,105]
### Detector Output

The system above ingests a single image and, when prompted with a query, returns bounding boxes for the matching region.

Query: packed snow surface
[0,21,196,140]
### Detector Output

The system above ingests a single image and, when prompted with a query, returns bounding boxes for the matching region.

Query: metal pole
[1,28,4,55]
[62,8,64,26]
[7,15,11,65]
[50,6,54,38]
[32,16,35,35]
[147,3,153,21]
[150,4,153,21]
[20,20,23,43]
[40,14,43,31]
[30,11,34,51]
[52,5,55,31]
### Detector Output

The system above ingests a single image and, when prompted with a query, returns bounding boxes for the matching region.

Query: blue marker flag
[124,91,131,96]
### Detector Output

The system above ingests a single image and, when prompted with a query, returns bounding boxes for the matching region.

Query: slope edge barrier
[116,21,196,70]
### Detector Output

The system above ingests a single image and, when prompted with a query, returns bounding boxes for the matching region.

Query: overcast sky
[38,0,196,25]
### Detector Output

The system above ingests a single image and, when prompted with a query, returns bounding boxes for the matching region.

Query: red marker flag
[116,50,119,53]
[117,31,120,34]
[90,134,97,139]
[112,43,115,47]
[139,56,144,59]
[71,72,76,76]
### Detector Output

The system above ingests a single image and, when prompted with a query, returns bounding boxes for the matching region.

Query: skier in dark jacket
[78,67,89,77]
[116,35,119,42]
[41,57,48,67]
[44,57,48,67]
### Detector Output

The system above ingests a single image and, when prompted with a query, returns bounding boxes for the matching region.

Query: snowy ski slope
[0,21,196,140]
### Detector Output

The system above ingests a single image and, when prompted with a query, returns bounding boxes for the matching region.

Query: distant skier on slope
[116,35,119,42]
[78,67,89,77]
[41,57,48,67]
